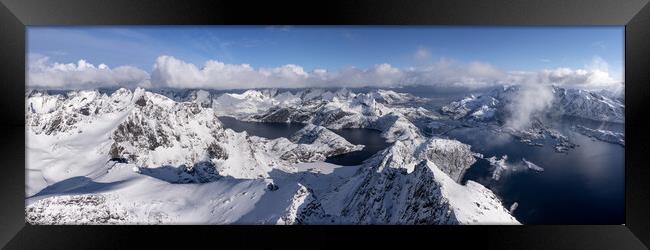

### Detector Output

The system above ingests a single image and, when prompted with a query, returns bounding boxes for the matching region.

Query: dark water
[452,120,624,224]
[219,114,624,224]
[218,117,391,166]
[219,116,305,139]
[324,128,392,166]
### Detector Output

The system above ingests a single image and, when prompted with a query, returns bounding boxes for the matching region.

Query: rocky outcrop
[26,194,131,225]
[573,125,625,146]
[340,160,456,224]
[290,124,364,153]
[26,87,519,225]
[338,157,518,224]
[318,136,518,225]
[260,124,365,164]
[417,138,476,183]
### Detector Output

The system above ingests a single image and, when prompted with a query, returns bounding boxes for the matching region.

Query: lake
[218,116,391,166]
[219,116,306,139]
[323,128,392,166]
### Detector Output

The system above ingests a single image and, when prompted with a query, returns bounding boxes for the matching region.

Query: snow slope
[26,87,518,225]
[314,138,518,224]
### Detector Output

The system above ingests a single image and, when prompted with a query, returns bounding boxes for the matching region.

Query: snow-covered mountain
[441,94,499,121]
[441,86,624,124]
[324,138,517,224]
[211,88,437,142]
[25,87,518,225]
[286,124,365,162]
[555,87,624,123]
[26,88,364,183]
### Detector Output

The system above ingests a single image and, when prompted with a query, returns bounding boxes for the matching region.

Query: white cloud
[401,58,508,90]
[506,56,622,94]
[28,55,623,94]
[505,83,555,130]
[149,56,410,89]
[322,63,406,88]
[28,56,150,89]
[150,55,310,89]
[414,47,431,62]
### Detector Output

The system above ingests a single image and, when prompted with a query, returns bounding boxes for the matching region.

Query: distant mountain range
[24,85,624,224]
[441,85,624,124]
[25,87,521,225]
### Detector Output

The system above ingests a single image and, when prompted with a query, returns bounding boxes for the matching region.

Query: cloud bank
[505,56,622,94]
[28,56,150,89]
[28,55,623,94]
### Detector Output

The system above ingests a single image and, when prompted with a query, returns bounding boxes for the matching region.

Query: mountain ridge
[25,87,518,225]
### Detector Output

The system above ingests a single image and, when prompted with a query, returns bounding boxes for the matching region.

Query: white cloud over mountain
[28,55,623,94]
[505,56,621,93]
[28,56,150,89]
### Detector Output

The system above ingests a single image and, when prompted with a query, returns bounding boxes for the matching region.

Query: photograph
[25,26,625,225]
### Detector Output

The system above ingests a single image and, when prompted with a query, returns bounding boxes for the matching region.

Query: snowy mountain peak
[26,87,519,225]
[442,86,624,124]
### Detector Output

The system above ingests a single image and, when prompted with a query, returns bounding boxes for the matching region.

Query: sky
[27,26,624,92]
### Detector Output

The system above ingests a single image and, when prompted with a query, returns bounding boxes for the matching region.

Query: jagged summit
[26,87,518,225]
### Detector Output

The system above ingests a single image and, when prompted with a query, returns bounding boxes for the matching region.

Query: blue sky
[26,26,624,91]
[28,26,623,72]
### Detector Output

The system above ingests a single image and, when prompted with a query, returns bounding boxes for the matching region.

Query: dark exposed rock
[147,134,161,150]
[258,108,292,123]
[138,161,221,184]
[312,109,354,126]
[400,161,456,224]
[294,193,330,224]
[45,116,63,135]
[189,103,201,114]
[135,96,147,107]
[65,117,76,125]
[342,159,457,224]
[109,157,128,163]
[423,139,476,184]
[280,148,321,162]
[80,107,90,116]
[267,183,279,191]
[109,143,125,159]
[25,195,129,225]
[206,142,228,160]
[113,114,173,151]
[184,162,221,183]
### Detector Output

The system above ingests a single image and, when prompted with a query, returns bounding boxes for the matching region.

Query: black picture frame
[1,0,649,248]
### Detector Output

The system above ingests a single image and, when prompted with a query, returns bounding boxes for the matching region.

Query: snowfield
[25,87,519,225]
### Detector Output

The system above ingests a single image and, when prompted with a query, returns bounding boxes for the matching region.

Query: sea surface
[452,119,624,224]
[218,107,624,224]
